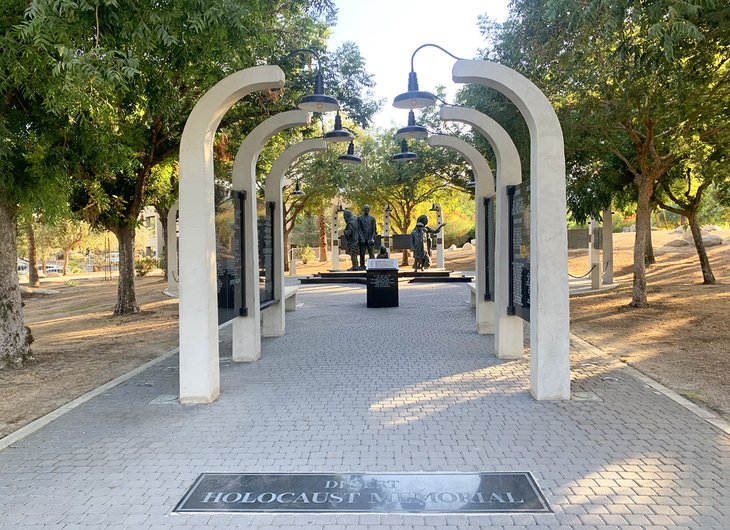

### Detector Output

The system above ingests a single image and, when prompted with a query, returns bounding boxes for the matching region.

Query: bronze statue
[376,245,389,259]
[410,214,445,271]
[343,210,361,271]
[357,204,377,268]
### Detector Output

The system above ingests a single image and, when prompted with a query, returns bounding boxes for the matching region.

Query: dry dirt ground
[1,229,728,439]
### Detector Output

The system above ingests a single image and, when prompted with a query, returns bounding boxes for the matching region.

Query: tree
[20,0,340,315]
[0,0,69,368]
[476,0,730,306]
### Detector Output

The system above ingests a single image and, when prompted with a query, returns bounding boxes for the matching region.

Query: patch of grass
[681,391,706,402]
[64,280,80,287]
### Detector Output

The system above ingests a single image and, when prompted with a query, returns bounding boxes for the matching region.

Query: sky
[327,0,511,130]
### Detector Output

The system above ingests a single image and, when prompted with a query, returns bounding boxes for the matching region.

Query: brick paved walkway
[1,282,728,529]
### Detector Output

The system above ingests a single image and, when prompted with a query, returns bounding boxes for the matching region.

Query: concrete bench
[284,285,299,312]
[468,282,476,307]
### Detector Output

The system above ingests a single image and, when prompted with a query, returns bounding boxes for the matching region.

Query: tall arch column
[179,65,286,404]
[230,110,311,363]
[452,60,570,400]
[439,106,524,359]
[427,135,495,335]
[262,138,327,337]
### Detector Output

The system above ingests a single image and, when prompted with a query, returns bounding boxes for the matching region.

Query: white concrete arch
[439,106,524,361]
[427,135,495,336]
[230,109,311,364]
[452,60,570,400]
[179,65,286,404]
[262,138,327,338]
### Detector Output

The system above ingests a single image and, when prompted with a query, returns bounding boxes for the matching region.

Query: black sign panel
[258,201,275,306]
[508,184,530,321]
[484,197,495,301]
[366,269,398,308]
[216,193,245,325]
[175,472,551,514]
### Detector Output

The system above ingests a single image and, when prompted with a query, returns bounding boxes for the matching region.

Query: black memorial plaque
[366,269,398,308]
[216,193,244,325]
[507,183,530,321]
[175,472,551,514]
[258,201,275,307]
[484,197,496,301]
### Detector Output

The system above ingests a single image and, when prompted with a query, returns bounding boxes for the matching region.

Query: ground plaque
[174,472,551,514]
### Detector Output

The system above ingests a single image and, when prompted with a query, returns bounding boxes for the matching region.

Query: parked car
[17,260,29,274]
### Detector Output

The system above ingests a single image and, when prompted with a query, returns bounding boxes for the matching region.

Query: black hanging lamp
[393,44,462,110]
[324,112,354,143]
[291,178,305,197]
[396,110,429,140]
[392,139,418,161]
[338,141,361,164]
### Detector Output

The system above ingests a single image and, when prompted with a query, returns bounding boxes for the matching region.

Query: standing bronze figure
[343,210,361,271]
[410,214,445,271]
[357,204,377,269]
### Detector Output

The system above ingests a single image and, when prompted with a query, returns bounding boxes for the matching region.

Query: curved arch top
[232,109,311,190]
[452,60,562,144]
[264,138,327,199]
[181,66,285,153]
[439,105,521,187]
[427,134,494,196]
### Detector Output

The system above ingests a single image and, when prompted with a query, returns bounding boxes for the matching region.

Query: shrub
[299,245,315,264]
[135,256,158,277]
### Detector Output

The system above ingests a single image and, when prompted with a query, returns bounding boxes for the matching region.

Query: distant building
[139,206,165,257]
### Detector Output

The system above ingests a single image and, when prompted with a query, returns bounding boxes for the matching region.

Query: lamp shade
[338,141,361,164]
[324,112,354,143]
[392,139,418,161]
[291,180,306,196]
[393,72,436,109]
[298,71,340,113]
[396,110,429,140]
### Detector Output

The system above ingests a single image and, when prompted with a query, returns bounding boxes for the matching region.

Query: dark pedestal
[366,269,399,308]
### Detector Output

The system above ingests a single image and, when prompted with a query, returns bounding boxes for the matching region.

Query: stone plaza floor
[0,282,728,529]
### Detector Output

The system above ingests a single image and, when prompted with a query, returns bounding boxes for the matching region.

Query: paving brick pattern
[0,282,728,528]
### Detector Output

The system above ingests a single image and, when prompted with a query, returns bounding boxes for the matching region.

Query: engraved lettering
[312,492,329,504]
[240,492,256,503]
[489,493,505,503]
[222,493,242,503]
[438,492,457,503]
[257,492,276,503]
[202,492,223,503]
[344,492,360,503]
[293,493,310,504]
[329,492,343,503]
[276,492,295,503]
[505,492,524,504]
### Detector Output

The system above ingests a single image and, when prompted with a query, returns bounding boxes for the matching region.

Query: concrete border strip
[571,333,730,436]
[0,346,180,452]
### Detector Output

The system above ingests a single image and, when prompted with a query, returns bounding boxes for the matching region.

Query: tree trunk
[25,221,40,288]
[112,226,140,315]
[644,228,655,266]
[318,214,328,262]
[62,247,71,275]
[0,199,34,368]
[687,212,715,284]
[631,180,652,307]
